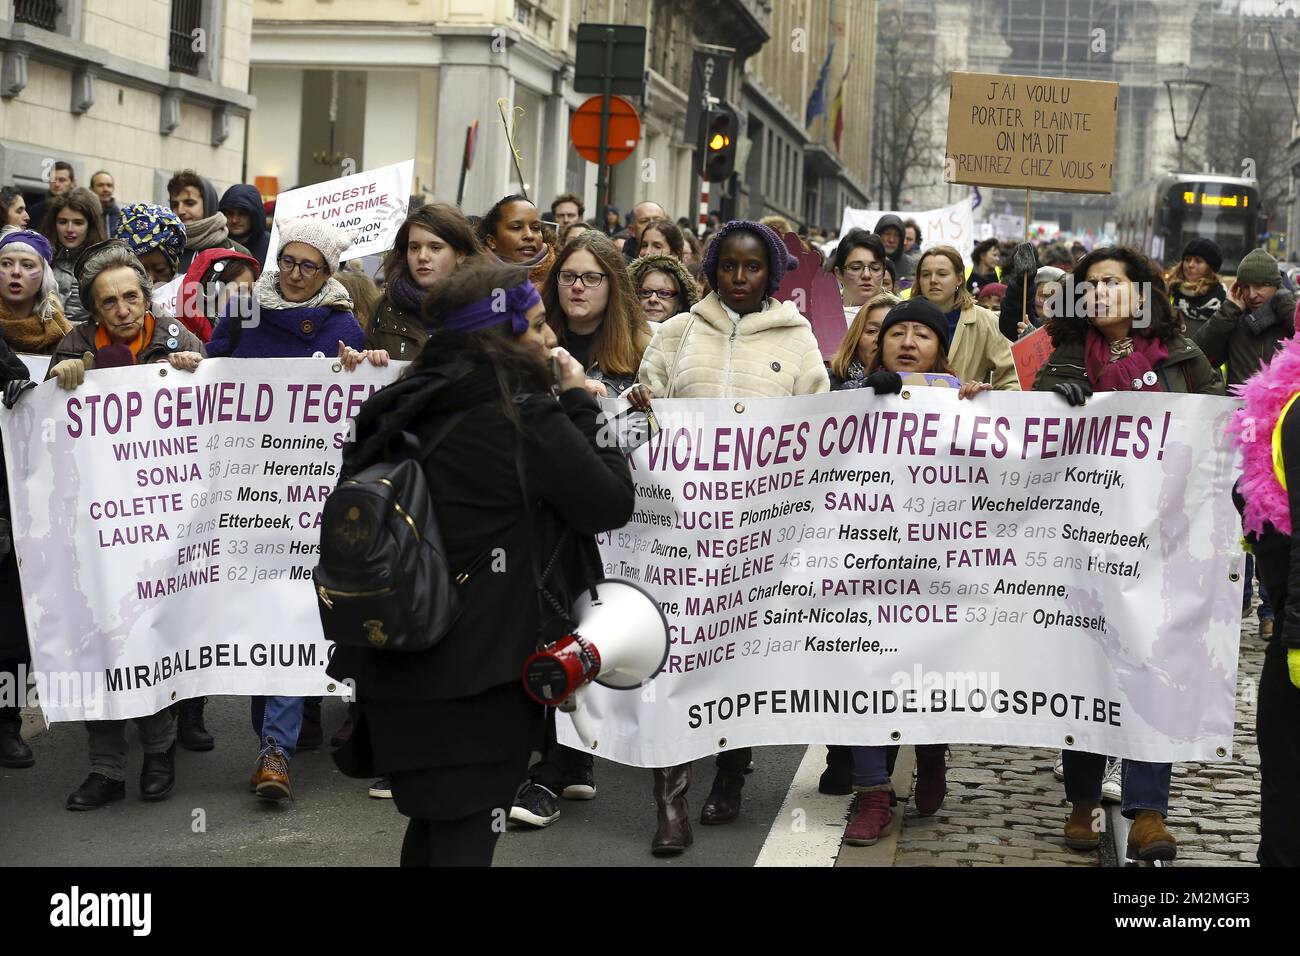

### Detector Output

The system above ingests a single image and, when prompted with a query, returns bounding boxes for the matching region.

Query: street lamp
[1164,78,1212,172]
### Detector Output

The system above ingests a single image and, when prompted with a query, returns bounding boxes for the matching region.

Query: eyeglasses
[844,261,884,276]
[277,253,324,279]
[558,271,606,289]
[638,288,678,301]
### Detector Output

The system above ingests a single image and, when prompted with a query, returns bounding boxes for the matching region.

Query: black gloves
[864,369,904,395]
[1053,381,1092,406]
[1,379,35,410]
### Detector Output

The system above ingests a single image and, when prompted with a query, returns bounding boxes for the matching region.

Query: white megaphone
[521,579,670,749]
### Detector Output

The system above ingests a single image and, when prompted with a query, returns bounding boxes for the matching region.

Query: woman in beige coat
[911,244,1019,391]
[628,220,828,856]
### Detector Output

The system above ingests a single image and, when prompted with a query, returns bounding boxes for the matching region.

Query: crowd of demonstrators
[3,159,1296,868]
[629,253,699,326]
[41,186,104,323]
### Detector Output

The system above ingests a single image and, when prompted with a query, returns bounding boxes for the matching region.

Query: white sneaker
[1052,753,1064,781]
[1101,758,1123,804]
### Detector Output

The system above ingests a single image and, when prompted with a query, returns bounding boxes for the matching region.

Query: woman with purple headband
[327,260,634,866]
[627,219,829,856]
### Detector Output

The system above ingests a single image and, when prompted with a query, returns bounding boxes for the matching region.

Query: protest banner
[0,359,403,721]
[838,197,975,257]
[772,232,847,359]
[265,160,414,263]
[1010,327,1055,391]
[562,389,1243,766]
[945,72,1119,194]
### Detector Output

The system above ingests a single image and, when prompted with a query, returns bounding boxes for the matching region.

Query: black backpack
[312,410,480,652]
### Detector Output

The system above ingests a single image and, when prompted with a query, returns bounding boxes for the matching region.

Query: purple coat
[208,301,364,358]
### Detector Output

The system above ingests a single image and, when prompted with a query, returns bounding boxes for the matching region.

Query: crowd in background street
[0,159,1297,868]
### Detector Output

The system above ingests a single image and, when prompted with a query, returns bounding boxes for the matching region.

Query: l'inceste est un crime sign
[945,72,1119,195]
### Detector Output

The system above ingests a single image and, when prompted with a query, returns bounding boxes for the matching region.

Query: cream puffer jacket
[637,292,830,398]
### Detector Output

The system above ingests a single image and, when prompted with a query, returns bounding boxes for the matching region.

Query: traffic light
[699,106,739,181]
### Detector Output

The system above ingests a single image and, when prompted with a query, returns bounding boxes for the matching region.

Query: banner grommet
[718,737,728,748]
[890,730,901,741]
[1064,735,1076,746]
[733,403,745,414]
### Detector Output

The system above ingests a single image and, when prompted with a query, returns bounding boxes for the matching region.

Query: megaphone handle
[563,687,597,750]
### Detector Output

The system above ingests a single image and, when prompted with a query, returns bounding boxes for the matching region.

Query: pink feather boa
[1230,332,1300,536]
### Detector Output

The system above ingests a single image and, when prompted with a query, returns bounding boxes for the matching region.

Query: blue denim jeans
[850,745,890,788]
[1063,750,1170,818]
[250,696,303,760]
[1245,552,1275,621]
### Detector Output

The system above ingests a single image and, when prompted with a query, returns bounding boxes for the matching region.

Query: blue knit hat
[703,220,799,295]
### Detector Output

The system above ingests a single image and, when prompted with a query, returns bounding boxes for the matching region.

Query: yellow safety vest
[1272,391,1300,490]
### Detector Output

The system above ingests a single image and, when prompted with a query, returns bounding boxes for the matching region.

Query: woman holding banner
[327,260,634,865]
[42,241,205,808]
[836,296,995,841]
[1035,245,1222,863]
[626,219,828,854]
[368,204,484,361]
[208,217,374,802]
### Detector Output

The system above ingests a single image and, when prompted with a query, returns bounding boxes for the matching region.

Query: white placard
[265,160,414,264]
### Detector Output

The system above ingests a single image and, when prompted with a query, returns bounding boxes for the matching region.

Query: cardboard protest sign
[1010,326,1055,391]
[945,72,1118,194]
[266,160,414,263]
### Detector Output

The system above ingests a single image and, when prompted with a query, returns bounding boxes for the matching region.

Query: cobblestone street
[881,613,1265,867]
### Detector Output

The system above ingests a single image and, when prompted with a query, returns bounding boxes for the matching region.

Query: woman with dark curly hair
[1035,245,1222,399]
[1034,245,1222,864]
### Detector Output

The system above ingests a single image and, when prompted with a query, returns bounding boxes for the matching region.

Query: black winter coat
[1194,288,1296,388]
[326,355,635,777]
[0,336,35,663]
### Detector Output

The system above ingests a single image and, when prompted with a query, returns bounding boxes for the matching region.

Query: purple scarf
[1083,327,1169,393]
[389,272,426,318]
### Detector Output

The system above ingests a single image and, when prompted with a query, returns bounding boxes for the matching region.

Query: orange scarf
[95,311,155,360]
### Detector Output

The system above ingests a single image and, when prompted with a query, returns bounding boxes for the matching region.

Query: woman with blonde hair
[829,291,899,388]
[911,244,1018,391]
[1166,238,1226,340]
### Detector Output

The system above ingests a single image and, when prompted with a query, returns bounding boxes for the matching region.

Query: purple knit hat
[702,220,798,295]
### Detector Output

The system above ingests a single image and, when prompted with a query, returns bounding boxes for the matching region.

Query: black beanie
[1181,237,1223,274]
[879,297,951,356]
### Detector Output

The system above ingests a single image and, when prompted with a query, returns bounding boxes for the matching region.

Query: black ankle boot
[0,721,34,768]
[177,697,214,751]
[139,744,176,801]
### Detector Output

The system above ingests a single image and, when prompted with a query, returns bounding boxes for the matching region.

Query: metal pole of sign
[1021,188,1032,332]
[595,28,615,213]
[456,124,472,208]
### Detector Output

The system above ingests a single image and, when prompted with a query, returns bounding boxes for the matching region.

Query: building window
[169,0,205,76]
[13,0,62,31]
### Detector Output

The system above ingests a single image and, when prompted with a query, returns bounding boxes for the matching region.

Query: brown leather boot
[651,763,693,856]
[251,739,292,801]
[1063,801,1103,850]
[1127,810,1177,862]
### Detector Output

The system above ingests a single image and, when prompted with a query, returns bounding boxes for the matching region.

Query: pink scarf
[1083,327,1169,393]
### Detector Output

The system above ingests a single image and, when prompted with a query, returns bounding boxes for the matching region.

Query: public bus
[1116,174,1261,274]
